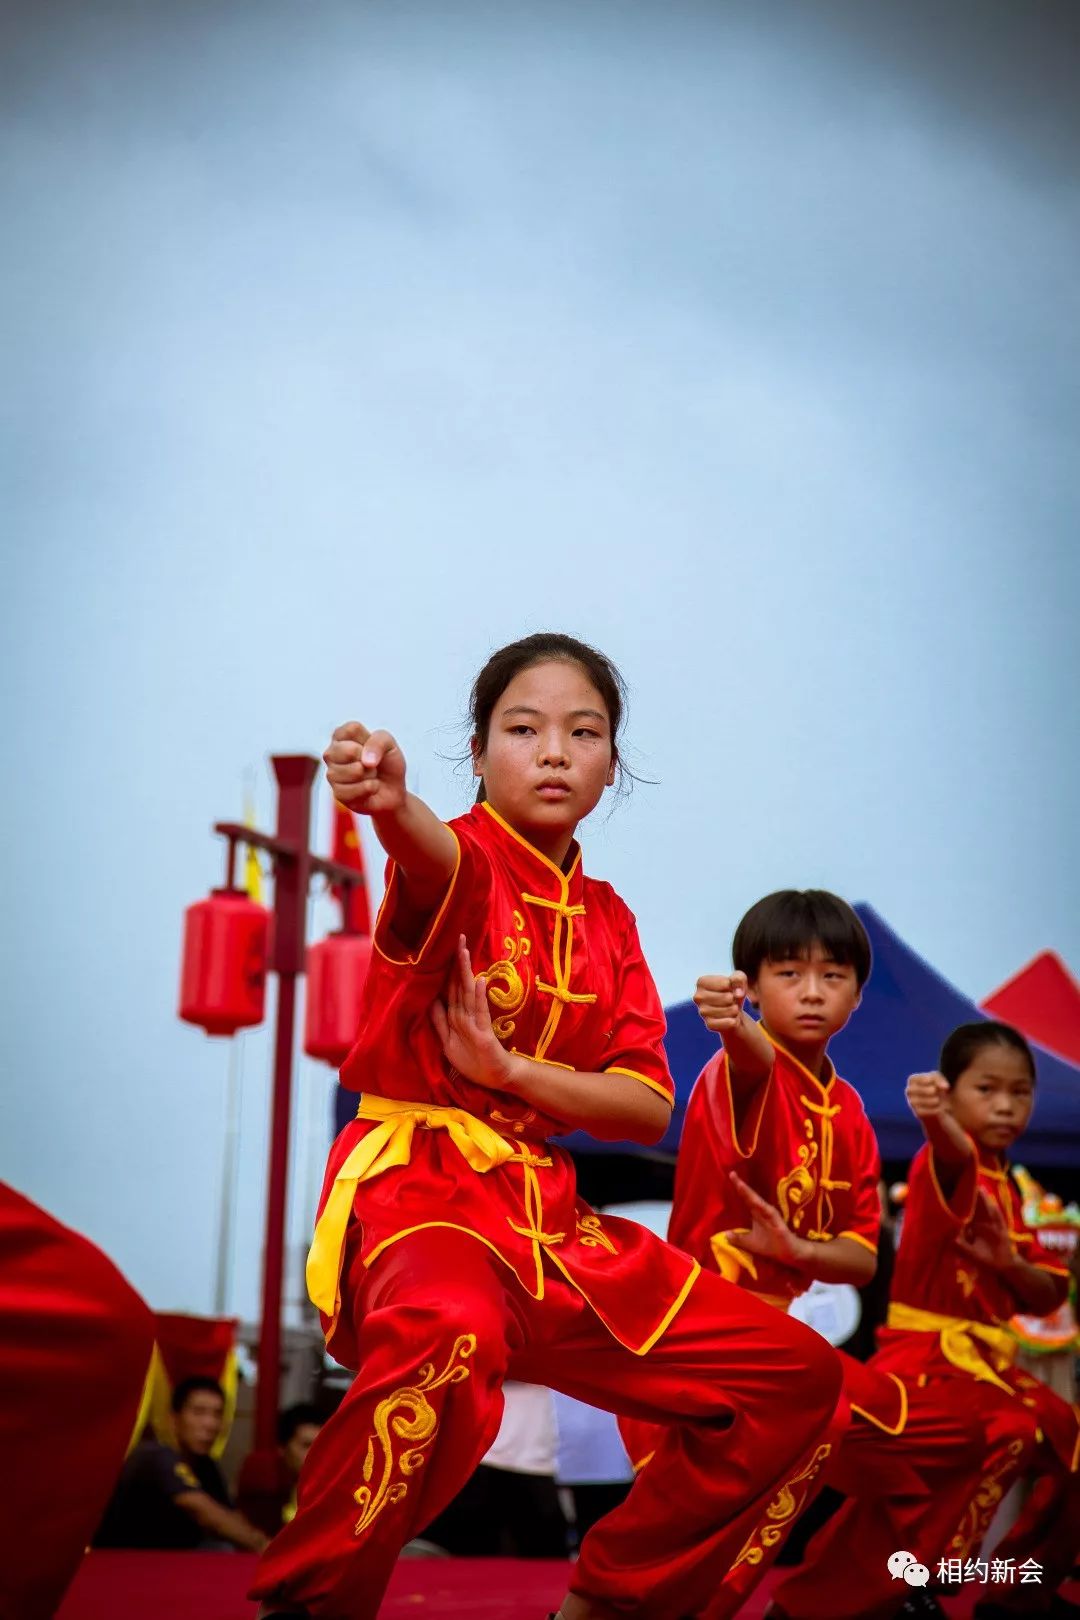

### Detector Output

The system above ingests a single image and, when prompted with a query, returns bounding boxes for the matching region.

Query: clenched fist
[905,1071,950,1121]
[694,972,750,1033]
[323,721,407,817]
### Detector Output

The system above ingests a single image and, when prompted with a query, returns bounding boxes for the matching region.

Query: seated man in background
[238,1403,324,1539]
[95,1375,267,1552]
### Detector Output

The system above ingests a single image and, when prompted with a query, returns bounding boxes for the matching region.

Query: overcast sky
[3,0,1078,1323]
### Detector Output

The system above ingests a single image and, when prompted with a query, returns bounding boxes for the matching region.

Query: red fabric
[251,1226,843,1620]
[987,1462,1080,1604]
[666,1041,895,1434]
[946,1385,1044,1559]
[771,1380,990,1620]
[323,799,693,1362]
[647,1043,998,1616]
[982,950,1080,1066]
[0,1182,155,1620]
[154,1311,236,1388]
[777,1388,1079,1612]
[867,1141,1080,1593]
[331,802,372,936]
[341,799,673,1110]
[670,1041,881,1302]
[874,1141,1078,1470]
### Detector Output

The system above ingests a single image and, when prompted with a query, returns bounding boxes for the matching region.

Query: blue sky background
[2,0,1078,1323]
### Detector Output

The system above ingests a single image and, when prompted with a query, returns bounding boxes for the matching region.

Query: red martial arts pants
[983,1464,1080,1610]
[0,1182,155,1620]
[769,1383,988,1620]
[946,1381,1044,1561]
[945,1381,1080,1610]
[251,1228,844,1620]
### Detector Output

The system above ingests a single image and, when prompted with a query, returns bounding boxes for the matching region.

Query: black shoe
[897,1594,948,1619]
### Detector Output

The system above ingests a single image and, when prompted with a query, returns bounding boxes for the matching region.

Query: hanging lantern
[179,888,270,1037]
[304,932,373,1066]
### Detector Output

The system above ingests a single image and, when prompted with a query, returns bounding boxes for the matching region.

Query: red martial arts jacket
[874,1141,1079,1470]
[306,801,699,1365]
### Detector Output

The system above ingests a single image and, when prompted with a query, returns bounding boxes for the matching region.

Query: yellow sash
[886,1301,1018,1395]
[306,1096,517,1317]
[709,1228,759,1284]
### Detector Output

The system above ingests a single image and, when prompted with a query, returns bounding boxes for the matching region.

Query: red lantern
[179,888,270,1036]
[303,932,373,1066]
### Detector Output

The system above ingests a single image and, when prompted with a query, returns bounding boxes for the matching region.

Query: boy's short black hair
[171,1375,226,1414]
[277,1402,323,1446]
[732,890,872,988]
[939,1020,1036,1087]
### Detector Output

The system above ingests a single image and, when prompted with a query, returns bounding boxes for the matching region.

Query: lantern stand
[211,754,367,1453]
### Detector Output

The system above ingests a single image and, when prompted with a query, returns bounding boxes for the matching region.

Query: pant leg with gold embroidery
[253,1232,844,1620]
[953,1375,1080,1605]
[512,1265,847,1620]
[983,1463,1080,1606]
[944,1380,1044,1561]
[251,1230,520,1618]
[769,1381,990,1620]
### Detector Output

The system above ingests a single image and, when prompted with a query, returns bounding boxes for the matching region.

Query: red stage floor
[57,1552,1075,1618]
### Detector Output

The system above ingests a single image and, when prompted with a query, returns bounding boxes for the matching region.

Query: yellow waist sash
[886,1301,1018,1395]
[306,1096,518,1317]
[709,1231,794,1311]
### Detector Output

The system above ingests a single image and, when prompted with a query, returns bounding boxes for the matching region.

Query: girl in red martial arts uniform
[252,632,843,1620]
[864,1022,1080,1620]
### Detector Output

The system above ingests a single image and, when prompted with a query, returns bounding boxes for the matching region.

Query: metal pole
[212,1035,244,1317]
[255,754,317,1452]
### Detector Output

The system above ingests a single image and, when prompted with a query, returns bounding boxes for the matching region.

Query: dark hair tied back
[939,1021,1036,1087]
[469,632,628,803]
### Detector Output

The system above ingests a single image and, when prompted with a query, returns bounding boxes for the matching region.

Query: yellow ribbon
[306,1096,517,1317]
[709,1228,759,1284]
[887,1301,1018,1395]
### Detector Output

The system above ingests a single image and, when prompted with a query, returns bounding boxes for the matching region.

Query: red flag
[331,801,372,935]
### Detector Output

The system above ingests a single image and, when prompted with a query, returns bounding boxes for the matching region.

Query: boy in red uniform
[863,1023,1080,1619]
[251,635,843,1620]
[625,891,984,1620]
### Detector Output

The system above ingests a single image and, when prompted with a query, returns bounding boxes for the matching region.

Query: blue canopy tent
[566,903,1080,1172]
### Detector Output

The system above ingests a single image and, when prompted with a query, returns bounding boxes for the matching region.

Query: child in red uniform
[864,1023,1080,1619]
[623,891,984,1620]
[251,634,843,1620]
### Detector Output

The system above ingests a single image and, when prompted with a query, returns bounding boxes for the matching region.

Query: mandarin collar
[472,800,584,904]
[974,1141,1010,1179]
[761,1026,837,1096]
